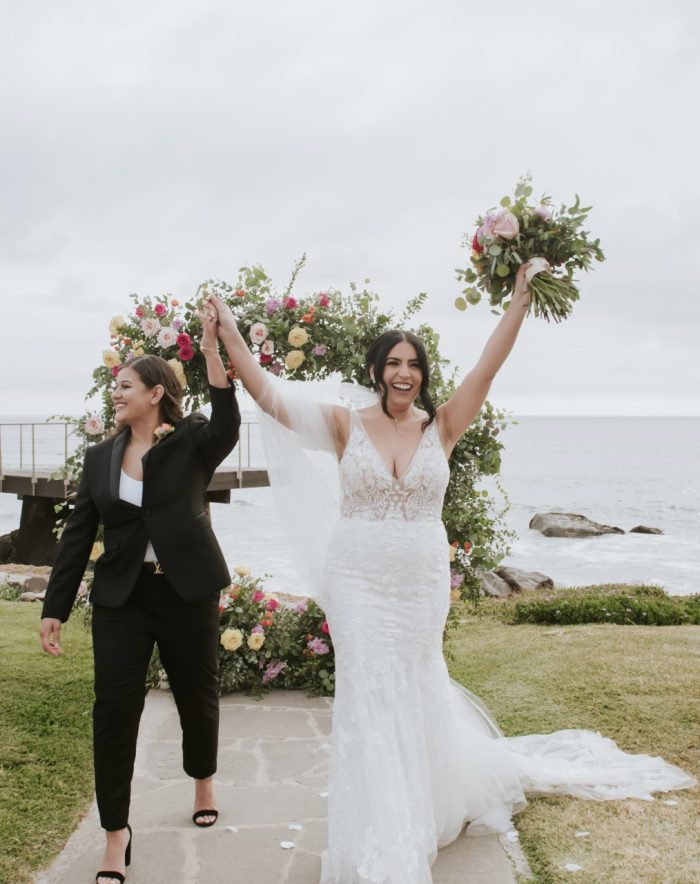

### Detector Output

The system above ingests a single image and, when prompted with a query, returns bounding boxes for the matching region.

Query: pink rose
[266,598,279,611]
[261,340,274,356]
[252,589,265,603]
[135,306,144,318]
[157,327,177,348]
[259,354,273,365]
[312,344,327,357]
[250,322,269,345]
[172,319,183,331]
[492,209,520,240]
[321,620,330,634]
[318,293,330,307]
[140,317,160,338]
[178,345,195,361]
[154,303,166,317]
[295,599,308,614]
[111,365,121,378]
[176,333,191,347]
[283,297,297,309]
[85,415,105,436]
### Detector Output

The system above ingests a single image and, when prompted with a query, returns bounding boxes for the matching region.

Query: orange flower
[234,289,246,298]
[301,313,314,324]
[171,298,180,307]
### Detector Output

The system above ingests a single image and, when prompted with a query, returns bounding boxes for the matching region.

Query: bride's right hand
[206,294,239,338]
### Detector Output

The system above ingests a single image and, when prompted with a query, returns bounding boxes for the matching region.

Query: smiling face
[376,340,423,408]
[111,365,163,426]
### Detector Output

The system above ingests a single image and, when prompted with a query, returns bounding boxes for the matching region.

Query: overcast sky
[1,0,698,416]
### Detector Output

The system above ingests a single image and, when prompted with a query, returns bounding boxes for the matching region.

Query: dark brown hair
[116,355,184,428]
[365,330,436,428]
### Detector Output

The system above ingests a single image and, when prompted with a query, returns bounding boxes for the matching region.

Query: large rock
[629,525,664,535]
[0,530,19,564]
[495,567,554,592]
[477,570,513,598]
[529,512,624,538]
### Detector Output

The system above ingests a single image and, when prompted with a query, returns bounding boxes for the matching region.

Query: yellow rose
[247,632,265,651]
[109,315,125,335]
[102,350,121,368]
[167,358,187,390]
[287,327,309,347]
[234,565,250,577]
[285,350,305,371]
[133,347,145,357]
[89,541,104,562]
[220,628,243,652]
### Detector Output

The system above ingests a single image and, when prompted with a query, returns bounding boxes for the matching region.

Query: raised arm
[206,294,349,455]
[438,261,537,454]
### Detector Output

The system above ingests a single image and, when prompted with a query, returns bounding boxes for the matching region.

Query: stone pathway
[35,690,530,883]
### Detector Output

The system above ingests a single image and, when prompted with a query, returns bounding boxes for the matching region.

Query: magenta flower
[312,345,327,357]
[266,598,279,611]
[251,589,265,603]
[172,318,183,331]
[154,303,166,317]
[307,638,330,655]
[283,296,298,309]
[321,620,330,634]
[178,345,195,362]
[262,661,288,685]
[111,365,121,378]
[318,293,330,307]
[270,361,284,375]
[176,333,191,347]
[450,570,464,589]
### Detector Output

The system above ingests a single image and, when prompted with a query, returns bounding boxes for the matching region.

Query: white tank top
[119,470,157,562]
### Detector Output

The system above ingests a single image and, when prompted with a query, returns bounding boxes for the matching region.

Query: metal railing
[0,420,259,491]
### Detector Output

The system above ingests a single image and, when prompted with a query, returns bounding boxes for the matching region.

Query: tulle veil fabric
[253,375,376,602]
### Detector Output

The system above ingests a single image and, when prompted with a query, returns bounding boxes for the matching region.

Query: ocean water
[1,415,698,597]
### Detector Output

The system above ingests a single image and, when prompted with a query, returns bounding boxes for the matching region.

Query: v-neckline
[356,414,429,483]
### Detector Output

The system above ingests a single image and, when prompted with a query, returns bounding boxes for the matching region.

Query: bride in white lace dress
[207,269,695,884]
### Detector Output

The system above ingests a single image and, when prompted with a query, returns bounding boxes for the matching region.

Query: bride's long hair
[365,331,437,428]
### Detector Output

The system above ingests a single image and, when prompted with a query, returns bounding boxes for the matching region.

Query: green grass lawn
[447,608,700,884]
[0,601,94,884]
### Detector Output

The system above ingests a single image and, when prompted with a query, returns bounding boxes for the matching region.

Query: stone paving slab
[35,690,530,883]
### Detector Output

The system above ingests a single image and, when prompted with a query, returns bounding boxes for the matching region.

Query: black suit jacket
[42,383,241,623]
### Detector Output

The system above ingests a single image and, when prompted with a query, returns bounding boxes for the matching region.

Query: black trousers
[91,570,220,831]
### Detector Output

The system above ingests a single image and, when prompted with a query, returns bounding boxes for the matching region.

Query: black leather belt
[142,561,165,575]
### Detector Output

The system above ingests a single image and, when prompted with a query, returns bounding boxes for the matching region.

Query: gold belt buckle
[153,561,163,575]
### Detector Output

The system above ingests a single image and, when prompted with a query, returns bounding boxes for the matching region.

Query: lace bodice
[339,413,450,522]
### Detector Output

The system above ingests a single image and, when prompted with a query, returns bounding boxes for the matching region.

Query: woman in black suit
[39,310,240,884]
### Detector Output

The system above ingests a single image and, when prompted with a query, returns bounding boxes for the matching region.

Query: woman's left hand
[198,304,219,352]
[512,262,532,308]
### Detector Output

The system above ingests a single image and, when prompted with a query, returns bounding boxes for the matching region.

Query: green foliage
[506,585,700,626]
[0,581,24,601]
[456,173,605,322]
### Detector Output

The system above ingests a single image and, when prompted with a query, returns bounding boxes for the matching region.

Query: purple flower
[270,360,284,375]
[450,570,464,589]
[265,298,282,315]
[312,344,328,357]
[262,661,287,685]
[172,318,183,330]
[307,638,330,655]
[295,599,308,614]
[534,205,552,221]
[251,624,264,634]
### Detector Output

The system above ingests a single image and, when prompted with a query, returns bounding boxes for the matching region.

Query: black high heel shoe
[95,823,132,884]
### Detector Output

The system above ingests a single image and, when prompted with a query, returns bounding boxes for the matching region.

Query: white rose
[109,315,125,336]
[247,632,265,651]
[141,317,160,338]
[250,322,269,345]
[157,327,178,348]
[220,628,243,652]
[85,415,105,436]
[234,565,250,577]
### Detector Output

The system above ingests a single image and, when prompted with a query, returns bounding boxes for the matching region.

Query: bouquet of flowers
[456,175,605,322]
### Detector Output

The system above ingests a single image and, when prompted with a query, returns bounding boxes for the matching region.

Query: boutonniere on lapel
[153,423,175,444]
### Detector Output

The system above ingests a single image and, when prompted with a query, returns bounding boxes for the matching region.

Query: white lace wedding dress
[317,411,695,884]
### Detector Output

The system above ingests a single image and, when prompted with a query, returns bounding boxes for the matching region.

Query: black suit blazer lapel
[110,431,129,502]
